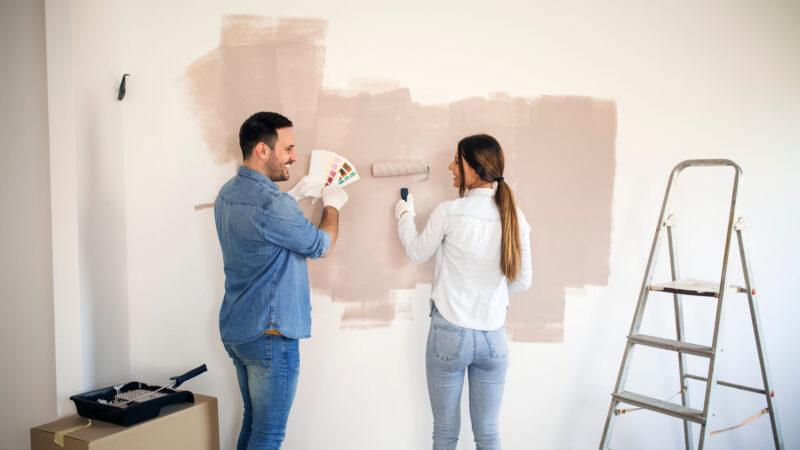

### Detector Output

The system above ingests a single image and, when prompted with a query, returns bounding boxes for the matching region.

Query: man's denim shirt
[215,166,330,344]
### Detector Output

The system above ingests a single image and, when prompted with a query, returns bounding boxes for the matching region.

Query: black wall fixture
[117,74,130,101]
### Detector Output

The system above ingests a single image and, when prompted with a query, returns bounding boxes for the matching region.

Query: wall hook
[117,74,131,101]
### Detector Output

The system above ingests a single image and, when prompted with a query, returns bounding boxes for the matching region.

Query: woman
[395,134,532,450]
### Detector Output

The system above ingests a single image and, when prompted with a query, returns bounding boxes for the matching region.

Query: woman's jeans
[224,334,300,450]
[427,308,508,450]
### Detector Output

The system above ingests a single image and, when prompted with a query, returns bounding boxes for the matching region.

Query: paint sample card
[309,150,360,188]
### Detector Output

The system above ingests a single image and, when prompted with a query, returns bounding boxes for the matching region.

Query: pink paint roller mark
[185,16,616,342]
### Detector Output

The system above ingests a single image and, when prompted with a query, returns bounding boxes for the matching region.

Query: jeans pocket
[484,328,508,359]
[433,325,465,361]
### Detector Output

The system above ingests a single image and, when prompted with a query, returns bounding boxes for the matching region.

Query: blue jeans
[224,334,300,450]
[427,308,508,450]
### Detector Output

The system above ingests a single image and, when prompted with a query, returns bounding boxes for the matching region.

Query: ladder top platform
[650,279,746,297]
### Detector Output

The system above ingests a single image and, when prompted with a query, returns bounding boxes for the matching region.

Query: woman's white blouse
[397,188,533,330]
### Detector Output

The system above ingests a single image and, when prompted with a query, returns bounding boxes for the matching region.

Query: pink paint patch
[185,16,616,342]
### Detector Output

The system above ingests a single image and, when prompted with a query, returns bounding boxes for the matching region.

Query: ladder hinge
[662,213,677,227]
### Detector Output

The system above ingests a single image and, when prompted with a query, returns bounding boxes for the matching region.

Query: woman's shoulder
[432,197,462,212]
[433,196,474,216]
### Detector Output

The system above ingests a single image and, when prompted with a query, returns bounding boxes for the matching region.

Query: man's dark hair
[239,112,293,159]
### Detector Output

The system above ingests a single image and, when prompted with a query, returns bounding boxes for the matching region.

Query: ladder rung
[684,374,767,395]
[650,279,746,298]
[628,333,714,357]
[612,391,705,424]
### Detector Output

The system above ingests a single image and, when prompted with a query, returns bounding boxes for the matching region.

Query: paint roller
[371,160,430,201]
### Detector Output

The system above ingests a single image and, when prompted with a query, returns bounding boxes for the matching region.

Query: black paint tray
[69,364,207,427]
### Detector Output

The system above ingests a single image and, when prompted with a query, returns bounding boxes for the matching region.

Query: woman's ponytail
[495,180,521,282]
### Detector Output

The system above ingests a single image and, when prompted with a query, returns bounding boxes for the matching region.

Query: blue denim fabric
[215,166,330,343]
[427,306,508,450]
[224,334,300,450]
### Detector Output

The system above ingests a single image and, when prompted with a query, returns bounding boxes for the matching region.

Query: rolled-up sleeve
[263,194,330,259]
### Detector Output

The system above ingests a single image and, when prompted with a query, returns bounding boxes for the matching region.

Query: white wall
[26,0,800,449]
[0,1,57,449]
[71,0,132,392]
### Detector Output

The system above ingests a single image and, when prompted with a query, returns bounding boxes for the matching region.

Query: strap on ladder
[709,408,769,436]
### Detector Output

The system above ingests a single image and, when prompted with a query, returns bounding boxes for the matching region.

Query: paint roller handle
[395,193,415,219]
[401,188,409,201]
[170,364,208,388]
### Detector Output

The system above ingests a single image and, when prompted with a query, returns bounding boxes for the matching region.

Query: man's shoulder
[264,190,301,220]
[217,174,280,209]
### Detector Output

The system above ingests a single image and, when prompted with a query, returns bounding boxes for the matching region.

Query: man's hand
[395,193,415,220]
[322,184,348,211]
[287,175,324,202]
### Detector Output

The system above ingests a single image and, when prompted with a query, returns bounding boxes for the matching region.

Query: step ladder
[599,160,783,449]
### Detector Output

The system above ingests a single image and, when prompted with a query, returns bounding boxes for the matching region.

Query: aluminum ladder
[599,159,784,449]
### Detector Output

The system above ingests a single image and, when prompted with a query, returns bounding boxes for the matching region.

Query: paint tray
[69,364,207,427]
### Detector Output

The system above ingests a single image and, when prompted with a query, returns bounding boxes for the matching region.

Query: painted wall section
[186,16,615,342]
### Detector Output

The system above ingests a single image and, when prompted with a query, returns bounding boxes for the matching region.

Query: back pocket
[433,325,465,361]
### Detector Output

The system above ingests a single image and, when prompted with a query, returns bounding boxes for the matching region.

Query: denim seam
[279,338,288,421]
[260,204,267,244]
[216,191,262,208]
[473,330,478,360]
[267,279,277,328]
[483,331,495,357]
[435,323,462,333]
[216,198,261,208]
[265,335,273,373]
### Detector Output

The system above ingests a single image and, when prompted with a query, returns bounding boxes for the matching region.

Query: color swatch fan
[309,150,360,188]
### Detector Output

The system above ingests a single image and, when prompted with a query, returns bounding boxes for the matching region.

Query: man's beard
[268,161,290,182]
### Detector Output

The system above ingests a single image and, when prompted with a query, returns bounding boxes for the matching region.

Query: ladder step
[612,391,705,424]
[650,278,745,297]
[628,333,714,357]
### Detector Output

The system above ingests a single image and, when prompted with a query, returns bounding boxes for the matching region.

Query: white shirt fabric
[397,187,533,330]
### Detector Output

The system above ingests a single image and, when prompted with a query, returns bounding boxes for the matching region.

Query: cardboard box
[30,394,219,450]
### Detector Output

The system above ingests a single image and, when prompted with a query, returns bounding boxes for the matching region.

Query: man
[214,112,347,450]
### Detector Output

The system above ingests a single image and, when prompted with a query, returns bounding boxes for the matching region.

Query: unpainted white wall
[0,1,57,449]
[71,0,132,392]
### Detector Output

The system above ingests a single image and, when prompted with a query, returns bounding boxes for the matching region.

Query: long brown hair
[456,134,521,281]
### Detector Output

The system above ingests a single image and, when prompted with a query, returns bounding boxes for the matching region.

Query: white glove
[322,183,348,211]
[288,175,324,202]
[395,193,415,220]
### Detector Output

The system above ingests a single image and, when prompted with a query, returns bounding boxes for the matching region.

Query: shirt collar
[466,187,496,197]
[237,165,279,190]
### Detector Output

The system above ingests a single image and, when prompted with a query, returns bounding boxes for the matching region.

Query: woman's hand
[395,193,415,219]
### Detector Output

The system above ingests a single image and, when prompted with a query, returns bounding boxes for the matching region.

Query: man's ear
[255,142,270,161]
